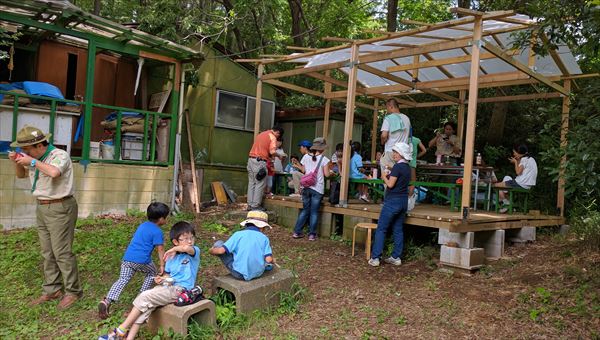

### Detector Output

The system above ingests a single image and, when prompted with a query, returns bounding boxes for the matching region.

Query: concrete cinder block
[132,167,155,178]
[438,229,475,248]
[75,190,103,204]
[1,204,12,219]
[212,268,295,314]
[0,159,16,175]
[77,203,104,218]
[102,165,131,179]
[75,177,104,191]
[147,299,216,336]
[129,179,153,192]
[474,230,505,258]
[559,224,570,235]
[506,227,536,243]
[440,245,485,270]
[0,189,14,202]
[342,215,373,242]
[152,179,171,192]
[103,191,129,204]
[128,191,154,205]
[13,178,32,190]
[11,190,35,204]
[0,174,14,189]
[317,212,334,238]
[102,178,130,191]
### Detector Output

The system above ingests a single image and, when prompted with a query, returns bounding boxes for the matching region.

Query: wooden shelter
[241,8,597,220]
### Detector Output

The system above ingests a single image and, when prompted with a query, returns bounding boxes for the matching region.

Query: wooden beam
[386,50,519,73]
[371,99,379,161]
[457,90,466,143]
[262,59,348,80]
[450,7,486,17]
[253,64,264,138]
[332,98,378,110]
[460,16,483,220]
[359,38,472,65]
[482,41,568,95]
[236,58,275,63]
[286,46,317,51]
[263,79,324,98]
[323,36,357,43]
[557,79,571,216]
[139,50,177,64]
[339,44,359,207]
[323,70,332,139]
[540,33,570,76]
[477,92,562,103]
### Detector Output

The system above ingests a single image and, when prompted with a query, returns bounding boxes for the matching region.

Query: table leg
[473,169,479,210]
[352,226,357,257]
[366,229,372,260]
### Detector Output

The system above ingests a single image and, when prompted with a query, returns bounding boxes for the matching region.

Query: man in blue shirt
[209,210,274,281]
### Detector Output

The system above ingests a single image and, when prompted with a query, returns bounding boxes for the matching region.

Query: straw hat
[10,125,52,147]
[240,210,272,229]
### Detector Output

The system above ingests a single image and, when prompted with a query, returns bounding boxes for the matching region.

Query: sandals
[98,298,111,319]
[98,328,127,340]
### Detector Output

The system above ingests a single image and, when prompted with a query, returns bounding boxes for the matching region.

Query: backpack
[300,154,324,188]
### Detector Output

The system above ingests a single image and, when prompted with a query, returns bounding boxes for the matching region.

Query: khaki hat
[10,125,52,147]
[311,137,327,151]
[240,210,272,229]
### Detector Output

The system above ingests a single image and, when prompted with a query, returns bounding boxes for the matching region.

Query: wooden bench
[494,187,531,213]
[212,268,295,314]
[147,299,216,336]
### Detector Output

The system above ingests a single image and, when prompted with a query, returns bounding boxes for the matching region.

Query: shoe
[499,206,508,214]
[30,290,63,306]
[368,258,380,267]
[292,233,304,239]
[98,328,127,340]
[359,195,370,203]
[98,298,111,319]
[57,294,79,310]
[289,193,301,197]
[384,257,402,266]
[308,234,317,241]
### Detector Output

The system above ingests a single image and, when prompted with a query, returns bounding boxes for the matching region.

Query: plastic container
[100,140,115,160]
[121,133,149,161]
[90,141,100,159]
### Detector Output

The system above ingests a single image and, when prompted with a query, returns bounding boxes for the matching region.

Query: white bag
[407,192,417,211]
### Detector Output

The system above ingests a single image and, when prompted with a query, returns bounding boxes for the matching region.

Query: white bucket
[100,141,115,160]
[90,142,100,159]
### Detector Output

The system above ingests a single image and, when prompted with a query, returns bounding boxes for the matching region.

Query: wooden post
[339,44,360,207]
[254,64,264,138]
[323,70,332,138]
[456,90,466,143]
[557,79,571,216]
[370,99,379,161]
[460,16,483,220]
[185,110,200,214]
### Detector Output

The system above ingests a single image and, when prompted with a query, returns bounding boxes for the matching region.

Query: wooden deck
[264,195,564,233]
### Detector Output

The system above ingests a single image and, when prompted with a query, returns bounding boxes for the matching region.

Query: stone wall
[0,159,172,229]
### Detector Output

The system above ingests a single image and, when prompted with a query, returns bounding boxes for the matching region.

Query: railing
[0,89,173,166]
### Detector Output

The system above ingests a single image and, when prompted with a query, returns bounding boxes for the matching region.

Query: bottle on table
[476,152,482,166]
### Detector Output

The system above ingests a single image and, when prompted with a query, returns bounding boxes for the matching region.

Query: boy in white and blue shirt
[209,210,274,281]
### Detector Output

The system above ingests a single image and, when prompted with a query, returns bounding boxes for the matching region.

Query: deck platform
[264,195,564,233]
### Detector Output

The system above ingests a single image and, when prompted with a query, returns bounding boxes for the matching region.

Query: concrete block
[132,167,155,178]
[102,165,131,179]
[440,245,485,270]
[79,165,104,178]
[506,227,536,243]
[147,299,216,336]
[129,179,154,192]
[11,204,37,220]
[212,268,295,314]
[102,178,130,191]
[559,224,570,235]
[75,190,103,204]
[128,191,154,205]
[101,204,128,215]
[438,229,475,248]
[1,204,12,219]
[152,179,171,192]
[0,159,15,175]
[0,174,14,189]
[0,188,14,202]
[152,192,170,203]
[155,167,173,180]
[13,178,32,190]
[8,217,36,228]
[75,177,104,191]
[342,215,373,242]
[77,203,104,218]
[317,212,334,238]
[103,191,129,204]
[11,190,35,204]
[474,230,505,258]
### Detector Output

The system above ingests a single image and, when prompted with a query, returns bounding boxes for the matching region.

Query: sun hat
[10,125,52,147]
[298,140,312,148]
[240,210,271,229]
[310,137,327,151]
[392,142,412,161]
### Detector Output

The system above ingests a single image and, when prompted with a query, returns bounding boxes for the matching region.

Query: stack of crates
[121,133,149,160]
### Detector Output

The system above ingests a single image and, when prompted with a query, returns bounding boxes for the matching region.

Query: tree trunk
[251,9,266,54]
[486,89,508,145]
[456,0,471,17]
[288,0,303,46]
[219,0,248,56]
[387,0,398,32]
[93,0,101,15]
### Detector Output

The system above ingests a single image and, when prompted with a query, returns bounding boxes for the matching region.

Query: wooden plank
[477,92,562,103]
[339,44,359,207]
[370,99,379,161]
[254,64,264,138]
[386,50,518,73]
[261,59,348,80]
[460,16,483,220]
[286,46,318,51]
[482,41,568,95]
[184,110,200,213]
[323,70,332,138]
[263,79,324,98]
[450,7,486,16]
[557,79,571,216]
[211,182,229,206]
[457,90,466,143]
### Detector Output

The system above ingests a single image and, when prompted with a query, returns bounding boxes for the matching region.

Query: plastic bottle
[476,152,482,166]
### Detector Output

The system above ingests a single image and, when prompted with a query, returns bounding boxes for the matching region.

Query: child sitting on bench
[209,210,275,281]
[98,221,200,340]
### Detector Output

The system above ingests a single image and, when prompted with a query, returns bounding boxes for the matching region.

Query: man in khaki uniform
[8,126,82,310]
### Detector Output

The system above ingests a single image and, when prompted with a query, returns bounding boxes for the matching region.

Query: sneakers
[384,256,402,266]
[498,206,509,213]
[98,298,111,319]
[359,195,370,203]
[292,233,304,239]
[289,193,301,198]
[29,290,63,306]
[98,328,127,340]
[308,234,317,241]
[368,258,380,267]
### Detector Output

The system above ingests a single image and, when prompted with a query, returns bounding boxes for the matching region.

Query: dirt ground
[199,204,600,339]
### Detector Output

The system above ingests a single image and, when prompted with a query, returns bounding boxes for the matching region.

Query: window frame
[214,89,275,132]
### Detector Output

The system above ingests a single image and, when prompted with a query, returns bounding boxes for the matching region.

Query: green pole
[82,39,96,160]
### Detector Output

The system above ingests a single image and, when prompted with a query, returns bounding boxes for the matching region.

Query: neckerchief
[31,144,55,193]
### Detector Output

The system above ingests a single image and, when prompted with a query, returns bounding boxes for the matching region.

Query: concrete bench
[147,299,216,336]
[213,268,295,314]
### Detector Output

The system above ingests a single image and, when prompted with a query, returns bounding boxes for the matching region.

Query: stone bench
[147,299,216,336]
[213,268,295,314]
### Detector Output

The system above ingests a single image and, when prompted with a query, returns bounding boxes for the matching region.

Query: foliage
[570,201,600,250]
[0,27,20,60]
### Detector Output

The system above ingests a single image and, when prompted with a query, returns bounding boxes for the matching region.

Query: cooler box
[121,133,150,160]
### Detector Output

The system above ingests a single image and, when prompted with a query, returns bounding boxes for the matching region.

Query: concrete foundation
[212,268,295,314]
[438,229,475,248]
[342,214,374,244]
[440,245,485,270]
[147,299,216,336]
[506,226,536,243]
[474,230,506,258]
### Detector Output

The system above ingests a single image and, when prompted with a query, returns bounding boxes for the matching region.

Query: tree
[387,0,398,32]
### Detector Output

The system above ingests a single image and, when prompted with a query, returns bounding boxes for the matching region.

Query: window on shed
[215,90,275,132]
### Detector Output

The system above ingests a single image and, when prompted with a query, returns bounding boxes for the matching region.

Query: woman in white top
[494,144,538,212]
[292,137,331,241]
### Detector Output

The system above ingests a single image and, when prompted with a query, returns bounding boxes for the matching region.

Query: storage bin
[121,133,149,160]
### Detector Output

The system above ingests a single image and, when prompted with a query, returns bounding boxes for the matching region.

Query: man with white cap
[8,125,82,309]
[209,210,275,280]
[380,98,411,177]
[369,142,412,267]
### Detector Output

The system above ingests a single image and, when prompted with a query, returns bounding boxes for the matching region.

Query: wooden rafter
[386,49,519,73]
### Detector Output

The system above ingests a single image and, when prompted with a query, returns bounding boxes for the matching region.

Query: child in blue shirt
[99,221,200,340]
[209,210,274,281]
[98,202,169,319]
[350,141,371,202]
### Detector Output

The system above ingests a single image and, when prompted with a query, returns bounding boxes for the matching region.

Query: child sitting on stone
[98,221,200,340]
[209,210,274,281]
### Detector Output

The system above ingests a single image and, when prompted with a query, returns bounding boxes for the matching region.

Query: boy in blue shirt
[209,210,274,281]
[98,202,169,319]
[99,221,200,340]
[350,141,371,202]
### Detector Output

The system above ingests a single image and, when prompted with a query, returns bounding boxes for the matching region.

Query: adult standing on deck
[8,125,82,309]
[247,126,284,210]
[380,98,411,176]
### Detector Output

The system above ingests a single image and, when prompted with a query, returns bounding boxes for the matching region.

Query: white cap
[392,142,413,161]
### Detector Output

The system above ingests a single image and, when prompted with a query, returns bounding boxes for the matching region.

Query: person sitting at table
[409,135,427,195]
[368,142,412,267]
[428,122,462,165]
[350,141,371,202]
[285,155,300,193]
[288,140,312,197]
[330,143,344,174]
[493,144,537,213]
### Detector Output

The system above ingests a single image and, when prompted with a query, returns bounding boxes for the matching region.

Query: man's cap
[10,125,52,147]
[240,210,272,229]
[298,140,312,148]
